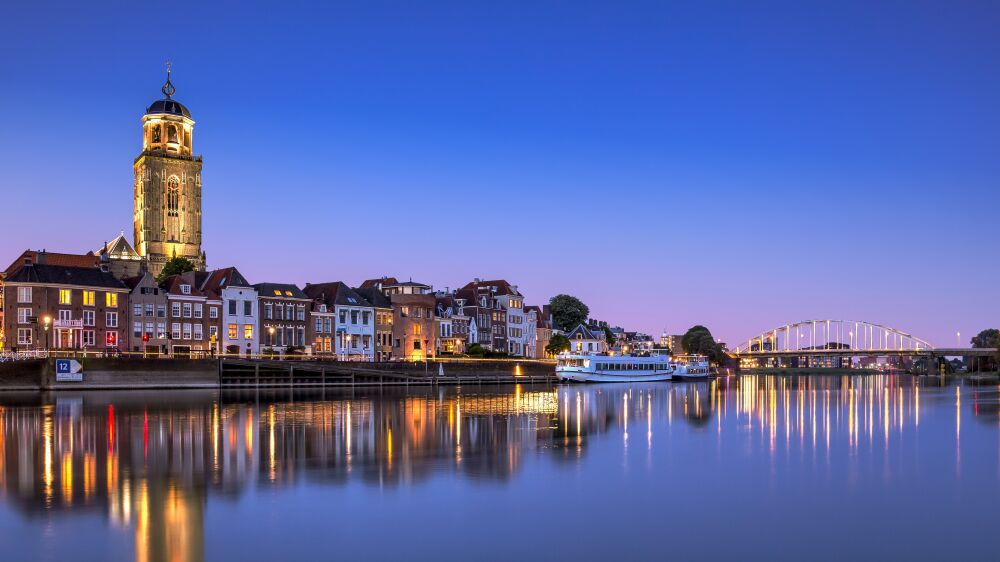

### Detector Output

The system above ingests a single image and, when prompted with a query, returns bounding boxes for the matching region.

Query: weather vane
[162,60,176,98]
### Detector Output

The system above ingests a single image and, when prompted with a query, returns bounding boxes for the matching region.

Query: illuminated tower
[133,65,205,277]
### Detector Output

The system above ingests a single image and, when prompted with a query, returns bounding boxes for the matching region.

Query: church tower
[134,66,205,277]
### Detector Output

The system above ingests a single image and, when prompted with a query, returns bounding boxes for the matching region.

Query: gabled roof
[459,279,521,297]
[252,282,308,300]
[359,277,399,289]
[566,324,600,341]
[94,234,140,260]
[198,267,251,298]
[4,251,99,276]
[123,272,158,291]
[6,263,127,290]
[303,282,372,308]
[161,273,209,297]
[353,286,392,309]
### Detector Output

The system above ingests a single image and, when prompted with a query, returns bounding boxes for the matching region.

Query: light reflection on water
[0,375,998,561]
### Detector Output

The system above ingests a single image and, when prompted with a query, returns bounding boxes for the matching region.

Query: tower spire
[161,61,176,98]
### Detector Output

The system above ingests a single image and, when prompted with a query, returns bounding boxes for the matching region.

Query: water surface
[0,375,997,561]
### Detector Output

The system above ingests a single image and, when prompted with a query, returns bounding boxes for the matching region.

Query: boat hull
[556,368,675,383]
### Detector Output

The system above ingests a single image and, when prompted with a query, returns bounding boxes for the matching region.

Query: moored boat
[555,351,710,383]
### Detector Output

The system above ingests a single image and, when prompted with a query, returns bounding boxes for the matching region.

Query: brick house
[124,272,168,354]
[161,272,222,357]
[360,277,436,361]
[254,283,311,354]
[198,267,257,357]
[3,260,129,353]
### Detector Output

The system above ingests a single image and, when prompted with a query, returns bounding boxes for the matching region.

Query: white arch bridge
[732,320,995,359]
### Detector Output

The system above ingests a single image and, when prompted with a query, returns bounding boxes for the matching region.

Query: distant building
[354,286,393,362]
[566,324,606,354]
[124,272,168,354]
[162,272,222,357]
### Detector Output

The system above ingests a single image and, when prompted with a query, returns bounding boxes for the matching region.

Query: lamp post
[42,315,51,353]
[956,331,961,348]
[268,326,275,359]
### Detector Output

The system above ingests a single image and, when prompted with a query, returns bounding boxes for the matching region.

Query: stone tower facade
[133,68,205,277]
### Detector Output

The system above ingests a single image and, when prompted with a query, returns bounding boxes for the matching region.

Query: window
[172,323,182,340]
[351,311,358,324]
[145,322,154,338]
[182,303,192,318]
[296,305,305,321]
[265,303,272,320]
[82,331,95,347]
[134,322,142,337]
[134,304,143,317]
[106,312,118,328]
[228,324,237,339]
[244,324,254,340]
[339,310,347,324]
[17,287,31,303]
[285,304,293,320]
[172,303,181,317]
[145,304,154,317]
[323,318,331,333]
[413,324,422,336]
[17,329,32,346]
[298,327,306,347]
[194,324,203,340]
[194,304,203,319]
[106,293,118,307]
[106,332,118,347]
[180,284,191,295]
[209,326,218,340]
[244,301,253,316]
[315,318,323,333]
[167,177,180,217]
[228,301,237,316]
[183,323,192,340]
[157,304,166,318]
[83,310,95,326]
[57,289,71,305]
[17,308,30,324]
[157,322,167,339]
[362,311,371,324]
[83,291,95,307]
[209,307,218,319]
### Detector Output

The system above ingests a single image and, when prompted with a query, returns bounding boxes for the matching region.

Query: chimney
[36,250,47,265]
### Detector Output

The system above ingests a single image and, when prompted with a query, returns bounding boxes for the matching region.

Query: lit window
[274,290,281,296]
[228,324,237,339]
[58,289,72,305]
[167,177,180,217]
[244,324,254,340]
[106,292,118,307]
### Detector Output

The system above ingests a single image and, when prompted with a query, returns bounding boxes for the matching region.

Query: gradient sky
[2,1,998,347]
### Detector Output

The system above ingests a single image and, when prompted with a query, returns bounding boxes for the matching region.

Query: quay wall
[0,358,556,391]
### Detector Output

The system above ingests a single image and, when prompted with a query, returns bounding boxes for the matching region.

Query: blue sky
[1,0,998,346]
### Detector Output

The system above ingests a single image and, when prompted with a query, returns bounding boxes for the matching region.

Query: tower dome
[144,64,192,118]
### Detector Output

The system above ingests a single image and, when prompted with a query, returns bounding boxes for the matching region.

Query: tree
[681,325,726,364]
[603,326,617,347]
[549,294,589,332]
[545,334,571,356]
[971,329,1000,371]
[157,257,196,283]
[467,343,486,356]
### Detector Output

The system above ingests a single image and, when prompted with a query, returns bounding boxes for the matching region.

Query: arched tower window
[167,176,180,217]
[168,125,178,143]
[151,124,161,144]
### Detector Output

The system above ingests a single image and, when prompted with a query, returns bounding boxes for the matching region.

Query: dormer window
[180,284,191,295]
[319,304,327,313]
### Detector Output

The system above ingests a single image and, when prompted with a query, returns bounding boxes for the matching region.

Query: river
[0,375,997,560]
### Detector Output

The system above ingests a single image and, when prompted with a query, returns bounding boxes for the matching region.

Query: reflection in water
[0,376,997,560]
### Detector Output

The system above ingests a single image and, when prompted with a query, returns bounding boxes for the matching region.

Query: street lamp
[268,326,275,358]
[42,315,51,353]
[956,331,961,348]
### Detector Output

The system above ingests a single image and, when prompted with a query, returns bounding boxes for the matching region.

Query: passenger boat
[555,351,710,383]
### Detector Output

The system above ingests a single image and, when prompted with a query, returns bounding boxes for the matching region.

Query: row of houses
[0,245,563,361]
